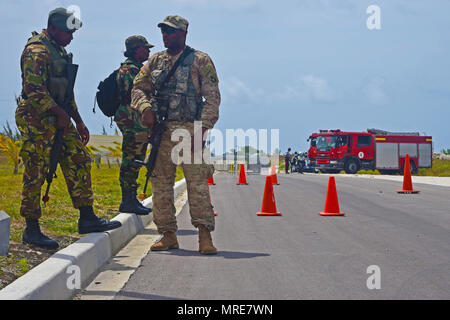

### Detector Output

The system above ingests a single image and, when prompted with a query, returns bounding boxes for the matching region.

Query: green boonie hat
[157,15,189,31]
[48,7,82,33]
[125,35,154,52]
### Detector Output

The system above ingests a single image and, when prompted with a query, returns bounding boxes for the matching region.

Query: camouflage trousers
[15,108,94,220]
[114,104,149,190]
[150,121,215,234]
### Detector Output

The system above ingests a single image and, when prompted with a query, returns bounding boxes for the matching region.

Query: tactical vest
[151,49,204,122]
[22,31,74,107]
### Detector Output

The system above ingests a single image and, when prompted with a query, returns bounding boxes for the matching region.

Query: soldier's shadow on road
[157,248,270,259]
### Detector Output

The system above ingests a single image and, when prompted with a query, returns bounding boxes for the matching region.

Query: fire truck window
[357,136,372,147]
[337,136,347,146]
[317,136,337,149]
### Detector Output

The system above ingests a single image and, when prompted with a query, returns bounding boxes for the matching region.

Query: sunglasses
[160,26,178,34]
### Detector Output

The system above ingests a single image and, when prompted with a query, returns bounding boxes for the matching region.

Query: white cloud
[277,74,337,103]
[363,76,388,105]
[221,74,338,106]
[220,76,265,105]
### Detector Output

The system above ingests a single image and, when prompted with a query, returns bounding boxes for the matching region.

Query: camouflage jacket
[131,47,221,129]
[116,58,143,106]
[17,30,78,118]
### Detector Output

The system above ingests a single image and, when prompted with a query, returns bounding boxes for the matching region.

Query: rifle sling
[160,46,194,90]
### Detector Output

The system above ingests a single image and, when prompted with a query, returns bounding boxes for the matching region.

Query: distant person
[285,148,291,174]
[15,8,121,250]
[115,36,154,215]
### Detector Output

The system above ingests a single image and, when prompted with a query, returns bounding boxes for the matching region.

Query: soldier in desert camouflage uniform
[114,36,153,215]
[15,8,121,250]
[131,15,221,254]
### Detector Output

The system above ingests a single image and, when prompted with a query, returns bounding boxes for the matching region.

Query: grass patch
[0,159,184,288]
[357,169,381,175]
[416,159,450,177]
[0,160,184,242]
[356,159,450,176]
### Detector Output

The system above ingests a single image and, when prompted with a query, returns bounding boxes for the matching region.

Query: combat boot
[119,186,151,215]
[132,187,152,213]
[150,231,179,251]
[198,225,217,255]
[22,219,59,250]
[78,206,122,234]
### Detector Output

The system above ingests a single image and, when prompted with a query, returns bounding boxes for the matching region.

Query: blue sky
[1,0,449,153]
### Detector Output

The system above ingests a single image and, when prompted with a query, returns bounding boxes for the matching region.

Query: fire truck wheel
[345,159,360,174]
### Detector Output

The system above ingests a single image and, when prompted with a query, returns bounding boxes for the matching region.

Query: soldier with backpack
[113,36,155,215]
[94,36,154,214]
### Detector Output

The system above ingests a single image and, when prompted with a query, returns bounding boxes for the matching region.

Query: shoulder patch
[140,64,149,75]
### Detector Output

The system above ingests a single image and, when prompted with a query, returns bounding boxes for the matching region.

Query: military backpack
[93,69,120,117]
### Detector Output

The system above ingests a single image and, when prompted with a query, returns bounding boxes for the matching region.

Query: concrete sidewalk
[0,179,186,300]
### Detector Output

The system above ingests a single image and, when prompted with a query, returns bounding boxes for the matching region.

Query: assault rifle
[135,118,166,199]
[42,63,79,203]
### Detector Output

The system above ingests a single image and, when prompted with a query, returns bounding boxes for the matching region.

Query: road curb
[0,179,186,300]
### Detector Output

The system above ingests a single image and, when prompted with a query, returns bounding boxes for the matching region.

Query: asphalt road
[115,173,450,300]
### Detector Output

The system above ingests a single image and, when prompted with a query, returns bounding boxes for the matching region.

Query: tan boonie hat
[125,35,154,51]
[157,15,189,31]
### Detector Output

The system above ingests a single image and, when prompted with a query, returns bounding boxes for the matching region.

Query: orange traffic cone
[319,176,344,216]
[397,154,420,194]
[237,164,248,185]
[270,164,280,185]
[207,176,216,185]
[271,174,279,185]
[208,185,218,216]
[257,175,282,216]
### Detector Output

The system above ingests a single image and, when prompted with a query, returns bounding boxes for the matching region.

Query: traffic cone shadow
[397,153,420,194]
[257,175,282,216]
[237,164,248,185]
[319,176,345,216]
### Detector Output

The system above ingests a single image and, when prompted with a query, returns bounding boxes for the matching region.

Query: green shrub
[417,159,450,177]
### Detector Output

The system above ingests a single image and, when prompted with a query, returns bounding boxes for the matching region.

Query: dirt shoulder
[0,235,79,290]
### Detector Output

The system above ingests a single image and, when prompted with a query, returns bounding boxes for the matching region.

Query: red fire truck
[307,129,433,174]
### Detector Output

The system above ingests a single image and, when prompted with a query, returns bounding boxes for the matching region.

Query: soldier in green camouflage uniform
[131,15,221,254]
[15,8,121,250]
[114,36,153,215]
